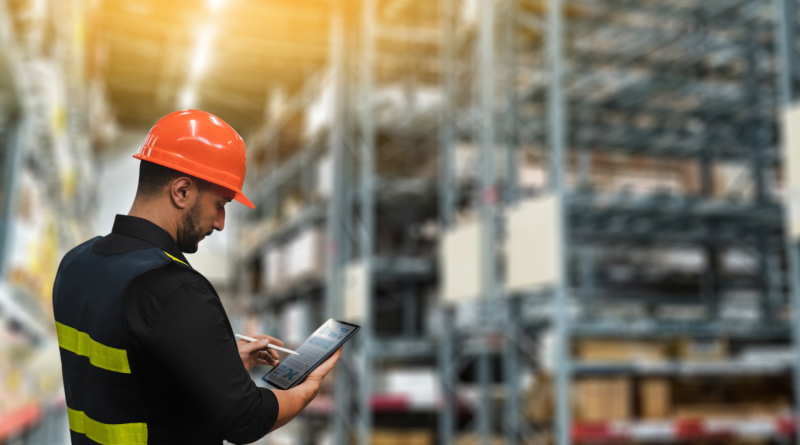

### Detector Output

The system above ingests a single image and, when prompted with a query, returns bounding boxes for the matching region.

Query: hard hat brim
[133,153,256,209]
[234,192,256,209]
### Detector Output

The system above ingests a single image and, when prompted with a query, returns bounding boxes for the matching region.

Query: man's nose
[214,210,225,231]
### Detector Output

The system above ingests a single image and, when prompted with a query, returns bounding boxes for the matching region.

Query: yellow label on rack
[68,408,147,445]
[56,322,131,374]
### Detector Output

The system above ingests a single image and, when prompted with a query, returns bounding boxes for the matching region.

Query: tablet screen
[264,319,358,389]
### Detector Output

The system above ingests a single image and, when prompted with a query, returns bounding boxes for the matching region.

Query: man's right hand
[269,347,342,432]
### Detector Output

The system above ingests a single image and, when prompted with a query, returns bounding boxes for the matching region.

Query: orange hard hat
[133,109,255,209]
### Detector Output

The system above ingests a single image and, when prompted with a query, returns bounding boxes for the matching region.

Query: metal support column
[503,296,521,445]
[503,1,521,444]
[547,0,571,444]
[438,307,456,445]
[775,0,800,434]
[478,0,497,443]
[326,3,351,443]
[357,0,377,442]
[504,0,519,205]
[0,118,23,276]
[438,0,458,441]
[439,0,457,228]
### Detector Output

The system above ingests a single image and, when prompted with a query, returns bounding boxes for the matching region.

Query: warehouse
[1,0,799,444]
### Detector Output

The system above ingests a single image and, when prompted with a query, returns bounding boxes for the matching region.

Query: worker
[52,109,340,445]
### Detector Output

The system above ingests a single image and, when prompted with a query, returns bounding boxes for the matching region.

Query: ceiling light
[190,31,214,78]
[207,0,227,12]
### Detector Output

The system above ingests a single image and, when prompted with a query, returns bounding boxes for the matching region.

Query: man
[52,109,339,445]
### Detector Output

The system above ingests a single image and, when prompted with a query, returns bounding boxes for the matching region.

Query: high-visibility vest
[53,237,185,445]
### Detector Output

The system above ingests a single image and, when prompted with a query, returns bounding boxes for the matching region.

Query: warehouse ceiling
[99,0,330,134]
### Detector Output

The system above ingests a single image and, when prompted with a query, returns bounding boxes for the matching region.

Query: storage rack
[777,0,800,442]
[238,1,800,445]
[0,0,106,442]
[434,1,796,445]
[239,2,444,445]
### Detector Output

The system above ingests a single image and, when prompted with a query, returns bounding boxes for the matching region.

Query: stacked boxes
[573,378,632,422]
[370,430,433,445]
[640,378,671,419]
[676,338,729,361]
[526,338,790,423]
[261,227,325,294]
[575,339,669,362]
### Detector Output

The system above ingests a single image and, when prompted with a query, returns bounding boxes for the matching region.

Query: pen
[235,334,300,356]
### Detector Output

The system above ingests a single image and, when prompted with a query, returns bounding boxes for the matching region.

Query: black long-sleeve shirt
[94,215,278,444]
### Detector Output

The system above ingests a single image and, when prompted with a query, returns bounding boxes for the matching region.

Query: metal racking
[435,1,797,445]
[240,1,800,445]
[240,2,443,445]
[0,1,106,442]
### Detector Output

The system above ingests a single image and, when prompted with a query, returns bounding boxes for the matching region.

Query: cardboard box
[454,435,504,445]
[371,430,433,445]
[674,403,788,420]
[574,378,632,422]
[640,378,671,419]
[525,374,553,422]
[676,338,728,361]
[576,339,668,362]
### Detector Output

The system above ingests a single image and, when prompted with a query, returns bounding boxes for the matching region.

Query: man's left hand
[237,335,284,370]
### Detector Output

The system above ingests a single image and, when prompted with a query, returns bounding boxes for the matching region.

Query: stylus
[235,334,300,356]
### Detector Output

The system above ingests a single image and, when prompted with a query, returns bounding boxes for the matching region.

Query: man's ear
[170,177,194,209]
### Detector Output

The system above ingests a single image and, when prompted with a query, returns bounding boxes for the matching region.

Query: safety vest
[53,237,185,445]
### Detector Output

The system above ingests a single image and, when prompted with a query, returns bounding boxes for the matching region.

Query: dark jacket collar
[111,215,191,266]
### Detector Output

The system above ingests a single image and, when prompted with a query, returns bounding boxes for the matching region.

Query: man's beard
[176,198,207,253]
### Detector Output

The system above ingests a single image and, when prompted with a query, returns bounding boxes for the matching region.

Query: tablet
[262,319,360,390]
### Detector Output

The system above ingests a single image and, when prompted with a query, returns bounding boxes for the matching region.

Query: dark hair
[136,160,208,199]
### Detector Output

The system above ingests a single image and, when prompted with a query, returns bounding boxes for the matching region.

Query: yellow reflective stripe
[163,251,188,266]
[68,408,147,445]
[56,322,131,374]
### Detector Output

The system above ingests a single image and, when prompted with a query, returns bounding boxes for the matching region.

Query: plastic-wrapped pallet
[261,247,284,292]
[316,155,333,199]
[290,228,325,281]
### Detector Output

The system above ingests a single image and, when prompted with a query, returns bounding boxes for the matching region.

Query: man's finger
[308,347,342,379]
[267,336,285,347]
[259,351,279,364]
[252,335,285,347]
[240,339,270,354]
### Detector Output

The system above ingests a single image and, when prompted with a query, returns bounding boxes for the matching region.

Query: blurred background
[1,0,800,444]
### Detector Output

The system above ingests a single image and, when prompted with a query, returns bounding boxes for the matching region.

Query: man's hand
[269,347,342,432]
[236,335,284,370]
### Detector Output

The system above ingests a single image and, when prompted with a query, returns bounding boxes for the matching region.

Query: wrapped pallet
[292,227,325,281]
[261,247,285,293]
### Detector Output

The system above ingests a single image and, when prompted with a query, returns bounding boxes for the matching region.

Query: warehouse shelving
[435,0,798,444]
[571,416,796,443]
[0,0,110,442]
[237,3,445,445]
[236,1,800,445]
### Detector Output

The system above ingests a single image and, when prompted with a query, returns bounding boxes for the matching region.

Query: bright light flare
[190,31,214,78]
[180,88,197,109]
[207,0,227,12]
